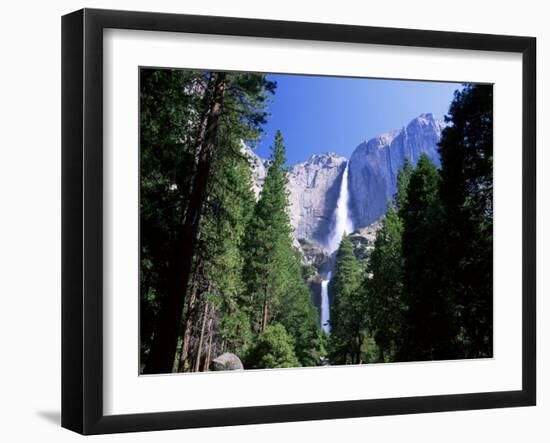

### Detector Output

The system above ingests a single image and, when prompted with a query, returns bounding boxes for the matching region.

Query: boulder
[210,352,244,371]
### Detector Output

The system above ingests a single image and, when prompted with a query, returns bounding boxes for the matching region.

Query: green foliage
[361,335,380,364]
[244,323,301,369]
[399,154,457,360]
[140,69,205,362]
[140,68,278,371]
[141,70,320,372]
[438,84,493,358]
[365,203,405,362]
[242,130,293,329]
[275,250,324,366]
[195,145,257,356]
[178,72,279,369]
[364,85,493,362]
[242,130,322,365]
[328,235,366,364]
[218,310,253,355]
[395,158,413,215]
[141,69,493,372]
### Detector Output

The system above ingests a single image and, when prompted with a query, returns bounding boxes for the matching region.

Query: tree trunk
[177,282,198,372]
[194,302,209,372]
[144,72,227,374]
[203,318,213,371]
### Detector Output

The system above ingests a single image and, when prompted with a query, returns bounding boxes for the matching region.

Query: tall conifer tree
[242,130,321,366]
[243,130,293,333]
[399,154,457,361]
[328,235,365,364]
[438,84,493,358]
[144,71,276,373]
[365,203,405,361]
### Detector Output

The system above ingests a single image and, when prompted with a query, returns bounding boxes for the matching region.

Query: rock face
[298,238,331,275]
[242,142,268,199]
[287,153,347,245]
[348,113,444,228]
[348,221,382,261]
[210,352,244,371]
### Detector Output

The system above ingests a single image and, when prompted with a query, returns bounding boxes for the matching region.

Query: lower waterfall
[320,272,332,333]
[320,162,354,332]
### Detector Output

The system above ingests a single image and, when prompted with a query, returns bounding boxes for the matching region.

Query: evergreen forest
[140,68,493,374]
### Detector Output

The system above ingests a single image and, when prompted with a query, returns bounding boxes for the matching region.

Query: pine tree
[328,235,366,364]
[177,140,257,371]
[243,130,294,333]
[365,203,405,362]
[399,154,456,361]
[144,70,276,374]
[395,158,413,215]
[244,323,301,369]
[140,68,207,368]
[274,249,323,366]
[438,84,493,358]
[242,130,321,366]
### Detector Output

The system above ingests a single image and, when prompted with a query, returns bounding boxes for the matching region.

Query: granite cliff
[348,113,443,228]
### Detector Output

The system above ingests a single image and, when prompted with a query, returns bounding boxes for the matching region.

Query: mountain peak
[312,151,342,158]
[408,113,445,130]
[348,113,443,228]
[308,151,346,161]
[418,112,436,121]
[291,152,347,170]
[406,113,446,139]
[370,128,401,147]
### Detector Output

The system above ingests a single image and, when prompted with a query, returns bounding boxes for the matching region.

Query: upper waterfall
[326,163,354,253]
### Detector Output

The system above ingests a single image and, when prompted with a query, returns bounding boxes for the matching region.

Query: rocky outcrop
[348,221,382,261]
[210,352,244,371]
[298,238,331,275]
[348,113,444,228]
[287,153,347,245]
[298,239,330,311]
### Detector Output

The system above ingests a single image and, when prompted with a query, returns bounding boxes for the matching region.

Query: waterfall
[326,163,354,254]
[320,162,354,333]
[320,271,332,333]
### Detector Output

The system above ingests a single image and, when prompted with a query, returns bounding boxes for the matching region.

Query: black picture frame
[62,8,536,435]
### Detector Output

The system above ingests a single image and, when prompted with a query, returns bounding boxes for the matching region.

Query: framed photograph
[62,8,536,435]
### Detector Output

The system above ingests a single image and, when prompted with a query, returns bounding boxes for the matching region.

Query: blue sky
[253,74,462,165]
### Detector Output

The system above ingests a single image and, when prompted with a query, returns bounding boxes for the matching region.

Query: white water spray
[320,162,354,333]
[320,272,332,333]
[326,163,354,254]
